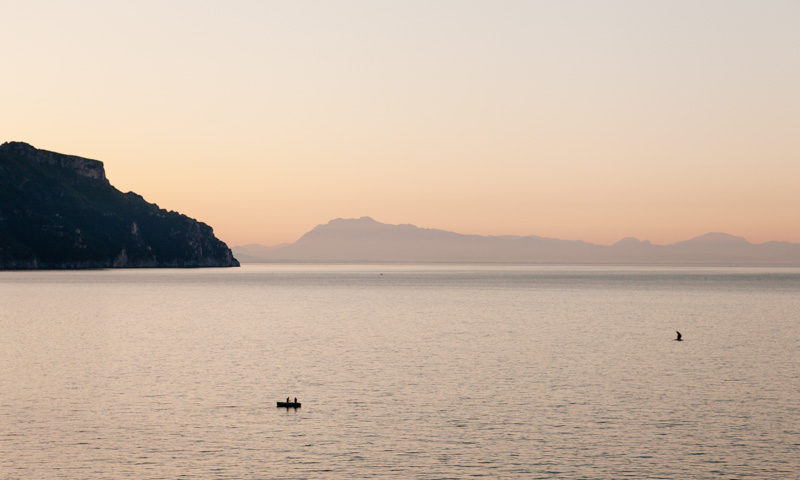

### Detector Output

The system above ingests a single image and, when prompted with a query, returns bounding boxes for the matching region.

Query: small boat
[277,401,301,408]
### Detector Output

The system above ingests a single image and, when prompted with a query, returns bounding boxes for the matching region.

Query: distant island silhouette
[234,217,800,265]
[0,142,239,269]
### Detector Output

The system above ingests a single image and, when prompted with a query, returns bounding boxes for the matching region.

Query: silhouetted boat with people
[277,397,301,408]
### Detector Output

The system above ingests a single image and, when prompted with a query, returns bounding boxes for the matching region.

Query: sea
[1,264,799,479]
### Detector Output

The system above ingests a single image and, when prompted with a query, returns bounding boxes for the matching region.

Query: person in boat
[294,397,297,404]
[286,397,290,403]
[675,331,682,341]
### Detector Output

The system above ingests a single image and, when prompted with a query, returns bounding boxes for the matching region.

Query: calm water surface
[1,265,799,479]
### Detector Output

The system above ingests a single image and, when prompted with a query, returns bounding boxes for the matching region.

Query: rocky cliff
[0,142,239,269]
[1,141,107,180]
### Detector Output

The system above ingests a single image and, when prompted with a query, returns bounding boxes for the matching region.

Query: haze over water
[2,265,799,479]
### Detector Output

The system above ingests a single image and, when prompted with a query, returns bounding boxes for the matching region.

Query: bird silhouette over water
[675,331,683,341]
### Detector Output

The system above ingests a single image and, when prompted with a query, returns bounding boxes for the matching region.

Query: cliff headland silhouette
[0,142,239,269]
[234,217,800,265]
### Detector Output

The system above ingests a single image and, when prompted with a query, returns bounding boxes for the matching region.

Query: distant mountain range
[1,142,238,269]
[233,217,800,265]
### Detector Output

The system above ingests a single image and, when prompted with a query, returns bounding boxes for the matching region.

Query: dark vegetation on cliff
[0,142,239,269]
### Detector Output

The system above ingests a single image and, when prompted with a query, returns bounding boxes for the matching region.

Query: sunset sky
[3,1,798,247]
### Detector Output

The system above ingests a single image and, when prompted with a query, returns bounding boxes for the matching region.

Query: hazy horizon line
[234,216,798,249]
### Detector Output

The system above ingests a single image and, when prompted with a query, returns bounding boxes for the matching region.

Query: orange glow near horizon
[2,1,799,248]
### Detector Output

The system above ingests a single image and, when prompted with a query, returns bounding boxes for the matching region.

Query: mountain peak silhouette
[679,232,750,245]
[233,218,800,265]
[613,237,652,247]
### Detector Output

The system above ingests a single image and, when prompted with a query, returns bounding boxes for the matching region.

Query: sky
[2,0,799,247]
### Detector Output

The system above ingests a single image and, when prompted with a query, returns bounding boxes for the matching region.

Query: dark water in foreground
[2,265,799,479]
